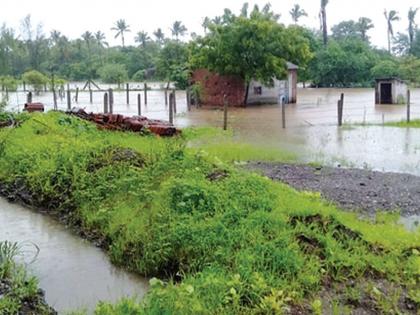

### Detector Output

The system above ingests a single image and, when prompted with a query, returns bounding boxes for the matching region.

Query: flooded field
[5,86,420,175]
[0,198,148,313]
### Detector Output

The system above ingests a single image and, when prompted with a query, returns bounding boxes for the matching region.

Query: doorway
[380,83,392,104]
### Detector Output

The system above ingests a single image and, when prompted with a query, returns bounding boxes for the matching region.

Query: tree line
[0,2,419,92]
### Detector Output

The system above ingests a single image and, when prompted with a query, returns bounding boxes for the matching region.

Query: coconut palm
[320,0,329,46]
[240,3,249,17]
[408,7,418,50]
[171,21,187,40]
[153,28,165,45]
[81,31,94,51]
[357,17,374,42]
[290,4,307,24]
[384,10,400,53]
[135,31,150,48]
[111,19,131,47]
[94,31,108,47]
[202,17,211,34]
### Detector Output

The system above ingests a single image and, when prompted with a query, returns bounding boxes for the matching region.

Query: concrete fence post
[104,92,109,113]
[407,89,411,123]
[137,93,142,116]
[223,94,228,131]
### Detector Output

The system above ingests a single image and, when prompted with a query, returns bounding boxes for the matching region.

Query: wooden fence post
[108,88,114,114]
[89,89,93,103]
[223,94,228,131]
[23,81,26,92]
[165,89,168,106]
[169,92,174,124]
[66,89,71,110]
[137,93,142,116]
[26,92,32,104]
[53,89,57,110]
[407,89,411,123]
[338,93,344,126]
[144,83,148,105]
[282,101,286,129]
[172,89,177,114]
[104,92,109,113]
[75,87,79,103]
[186,88,191,111]
[126,83,130,105]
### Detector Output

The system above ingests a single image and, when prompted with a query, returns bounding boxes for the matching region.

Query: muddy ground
[247,162,420,217]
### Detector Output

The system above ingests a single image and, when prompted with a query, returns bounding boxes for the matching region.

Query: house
[375,78,407,105]
[191,62,298,107]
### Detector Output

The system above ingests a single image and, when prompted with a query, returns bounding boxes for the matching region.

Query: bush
[98,63,128,84]
[0,76,18,91]
[21,70,48,92]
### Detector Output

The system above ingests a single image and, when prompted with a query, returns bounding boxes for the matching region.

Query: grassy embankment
[0,112,419,314]
[384,119,420,128]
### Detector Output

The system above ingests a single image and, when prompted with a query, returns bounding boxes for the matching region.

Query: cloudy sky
[0,0,418,48]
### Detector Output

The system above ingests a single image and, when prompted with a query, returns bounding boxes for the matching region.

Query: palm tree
[171,21,187,40]
[384,10,400,53]
[212,16,223,25]
[240,3,249,17]
[81,31,94,51]
[320,0,329,46]
[94,31,108,47]
[111,19,131,47]
[290,4,307,24]
[202,17,211,34]
[357,17,374,42]
[408,7,418,50]
[135,31,150,48]
[153,28,165,45]
[50,30,61,46]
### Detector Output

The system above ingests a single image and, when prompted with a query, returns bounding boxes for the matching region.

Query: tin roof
[286,62,299,70]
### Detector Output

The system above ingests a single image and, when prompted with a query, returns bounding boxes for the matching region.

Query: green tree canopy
[98,63,128,84]
[191,9,312,103]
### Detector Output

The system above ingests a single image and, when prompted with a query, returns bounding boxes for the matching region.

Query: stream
[0,198,149,314]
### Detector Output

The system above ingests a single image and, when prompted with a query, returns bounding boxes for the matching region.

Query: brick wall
[191,69,246,107]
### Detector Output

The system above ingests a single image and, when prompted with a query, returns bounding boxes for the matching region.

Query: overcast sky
[0,0,418,49]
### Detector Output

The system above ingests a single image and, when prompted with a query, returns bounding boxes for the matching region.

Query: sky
[0,0,419,49]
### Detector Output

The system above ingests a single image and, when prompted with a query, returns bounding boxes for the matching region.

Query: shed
[191,62,299,107]
[375,78,407,105]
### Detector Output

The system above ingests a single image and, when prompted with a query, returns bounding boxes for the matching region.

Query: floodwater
[5,86,420,175]
[0,198,149,314]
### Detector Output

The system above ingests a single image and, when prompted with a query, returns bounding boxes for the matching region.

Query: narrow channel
[0,198,149,314]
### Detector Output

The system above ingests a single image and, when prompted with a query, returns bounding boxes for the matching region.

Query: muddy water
[0,198,148,314]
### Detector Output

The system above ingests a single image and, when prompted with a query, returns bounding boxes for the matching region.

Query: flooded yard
[6,86,420,175]
[0,198,148,313]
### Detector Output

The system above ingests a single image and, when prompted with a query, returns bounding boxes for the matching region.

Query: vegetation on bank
[0,241,55,314]
[0,112,419,314]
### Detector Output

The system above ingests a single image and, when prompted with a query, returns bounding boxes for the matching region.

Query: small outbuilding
[375,78,407,105]
[191,62,299,107]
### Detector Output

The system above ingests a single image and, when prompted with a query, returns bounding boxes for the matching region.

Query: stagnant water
[0,198,148,314]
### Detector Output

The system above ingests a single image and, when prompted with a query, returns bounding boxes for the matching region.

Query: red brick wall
[191,69,245,107]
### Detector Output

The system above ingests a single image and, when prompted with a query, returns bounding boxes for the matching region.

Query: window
[254,87,262,95]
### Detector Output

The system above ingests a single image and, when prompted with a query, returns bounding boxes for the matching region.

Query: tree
[135,31,150,48]
[111,19,131,47]
[94,31,107,48]
[408,7,418,52]
[156,40,189,88]
[357,17,374,43]
[309,39,377,87]
[153,28,165,45]
[371,59,401,78]
[22,70,48,92]
[98,63,128,85]
[171,21,187,40]
[393,33,410,56]
[290,4,307,24]
[320,0,329,46]
[202,17,211,34]
[384,10,400,53]
[192,11,311,104]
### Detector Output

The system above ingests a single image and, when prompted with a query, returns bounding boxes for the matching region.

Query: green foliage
[371,59,401,78]
[310,39,377,87]
[192,11,312,93]
[0,75,18,91]
[0,112,418,314]
[22,70,48,91]
[98,63,129,84]
[156,41,189,88]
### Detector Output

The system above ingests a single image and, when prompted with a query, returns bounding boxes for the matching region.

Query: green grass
[0,112,418,314]
[384,119,420,128]
[0,241,53,315]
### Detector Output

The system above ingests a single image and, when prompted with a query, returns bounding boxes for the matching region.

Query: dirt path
[247,162,420,217]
